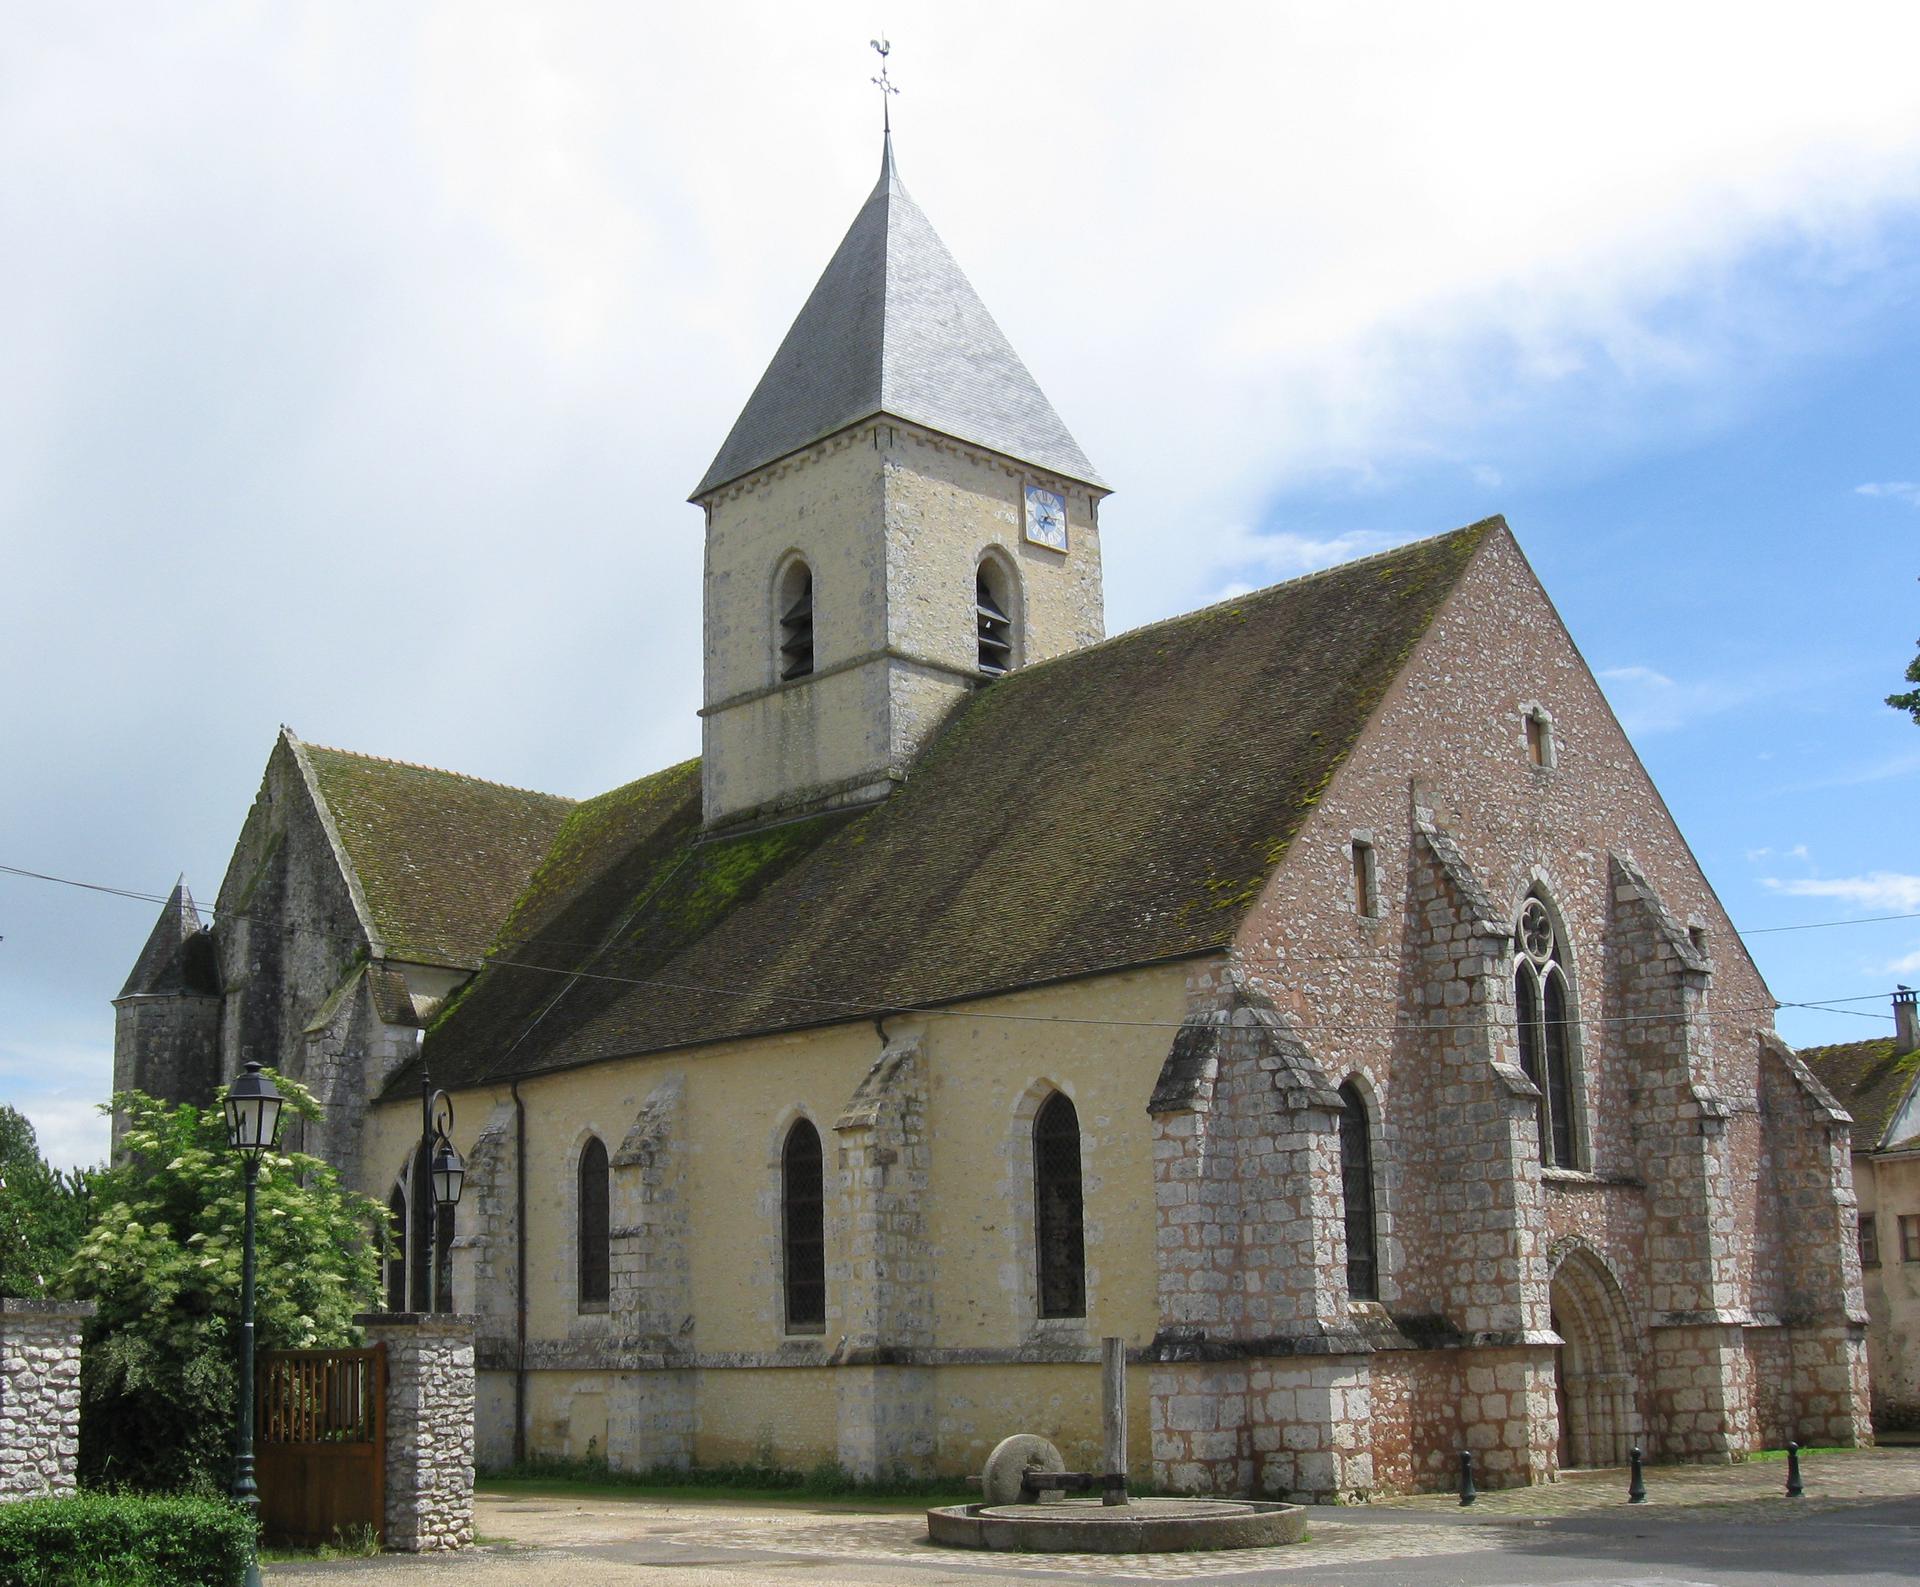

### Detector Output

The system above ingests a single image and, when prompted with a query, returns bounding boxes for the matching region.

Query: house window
[1525,707,1555,767]
[1351,838,1378,918]
[1901,1214,1920,1264]
[1514,894,1581,1168]
[1033,1092,1086,1318]
[782,1119,826,1333]
[976,563,1014,678]
[777,560,814,681]
[385,1185,407,1312]
[578,1135,610,1311]
[1859,1213,1880,1269]
[1339,1081,1379,1301]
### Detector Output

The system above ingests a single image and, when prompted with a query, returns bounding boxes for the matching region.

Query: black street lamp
[421,1081,464,1313]
[222,1060,283,1587]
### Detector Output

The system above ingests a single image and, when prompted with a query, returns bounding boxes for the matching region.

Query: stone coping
[0,1298,96,1319]
[353,1311,480,1329]
[926,1497,1306,1553]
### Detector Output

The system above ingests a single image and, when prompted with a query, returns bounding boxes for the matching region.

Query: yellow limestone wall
[360,958,1187,1477]
[698,418,1105,828]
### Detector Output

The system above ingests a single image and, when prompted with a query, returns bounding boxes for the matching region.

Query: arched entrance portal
[1549,1246,1637,1469]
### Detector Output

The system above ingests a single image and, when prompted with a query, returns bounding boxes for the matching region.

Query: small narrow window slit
[1351,838,1378,918]
[1524,706,1555,768]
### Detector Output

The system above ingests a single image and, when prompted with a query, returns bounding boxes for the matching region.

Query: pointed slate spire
[692,138,1105,499]
[118,879,219,998]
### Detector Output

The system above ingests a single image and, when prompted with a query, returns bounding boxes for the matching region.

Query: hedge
[0,1491,255,1587]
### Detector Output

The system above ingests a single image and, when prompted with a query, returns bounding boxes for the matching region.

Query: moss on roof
[301,744,576,967]
[394,519,1494,1096]
[1799,1036,1920,1150]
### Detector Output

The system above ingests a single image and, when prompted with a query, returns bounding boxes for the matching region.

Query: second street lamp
[421,1081,463,1313]
[222,1060,284,1587]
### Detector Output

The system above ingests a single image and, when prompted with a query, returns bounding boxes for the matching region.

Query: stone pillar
[356,1313,476,1551]
[0,1300,94,1502]
[831,1037,934,1477]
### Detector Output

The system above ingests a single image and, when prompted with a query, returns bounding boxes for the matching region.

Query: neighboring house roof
[389,518,1495,1098]
[1800,1035,1920,1152]
[691,136,1105,499]
[118,880,219,998]
[296,740,577,969]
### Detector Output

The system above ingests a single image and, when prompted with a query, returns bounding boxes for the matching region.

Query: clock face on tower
[1024,486,1068,551]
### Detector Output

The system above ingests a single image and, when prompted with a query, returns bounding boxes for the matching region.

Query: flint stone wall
[357,1312,475,1550]
[0,1300,94,1502]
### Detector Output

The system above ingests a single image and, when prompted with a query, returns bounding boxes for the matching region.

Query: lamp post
[420,1080,464,1313]
[222,1060,284,1587]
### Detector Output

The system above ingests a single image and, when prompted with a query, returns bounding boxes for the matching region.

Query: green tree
[0,1106,96,1298]
[64,1077,384,1493]
[1889,641,1920,724]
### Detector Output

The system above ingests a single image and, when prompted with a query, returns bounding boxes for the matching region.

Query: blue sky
[3,3,1918,1166]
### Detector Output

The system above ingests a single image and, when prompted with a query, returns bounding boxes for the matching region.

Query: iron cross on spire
[870,36,898,133]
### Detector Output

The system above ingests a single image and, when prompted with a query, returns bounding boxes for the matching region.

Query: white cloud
[1855,482,1920,506]
[1763,872,1920,913]
[1470,464,1504,489]
[1884,948,1920,977]
[1596,664,1746,734]
[15,1095,110,1174]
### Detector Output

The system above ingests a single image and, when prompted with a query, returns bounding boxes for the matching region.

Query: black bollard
[1627,1446,1646,1504]
[1785,1440,1804,1498]
[1458,1448,1477,1506]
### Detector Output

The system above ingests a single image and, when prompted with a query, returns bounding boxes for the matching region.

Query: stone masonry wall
[357,1313,475,1551]
[0,1301,94,1502]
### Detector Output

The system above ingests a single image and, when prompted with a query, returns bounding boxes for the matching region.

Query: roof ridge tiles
[299,740,576,803]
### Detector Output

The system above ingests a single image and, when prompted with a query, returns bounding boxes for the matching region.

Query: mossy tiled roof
[1799,1036,1920,1151]
[300,744,576,968]
[391,520,1494,1096]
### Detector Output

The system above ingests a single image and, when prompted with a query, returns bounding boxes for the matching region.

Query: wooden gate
[256,1344,387,1548]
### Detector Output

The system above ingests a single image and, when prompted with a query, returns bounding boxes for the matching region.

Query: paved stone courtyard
[267,1444,1920,1585]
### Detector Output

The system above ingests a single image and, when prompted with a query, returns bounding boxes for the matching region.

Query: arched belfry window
[781,1119,826,1333]
[578,1135,610,1311]
[1515,894,1580,1167]
[777,560,814,681]
[1033,1092,1086,1318]
[1338,1082,1379,1301]
[976,561,1014,679]
[385,1184,407,1312]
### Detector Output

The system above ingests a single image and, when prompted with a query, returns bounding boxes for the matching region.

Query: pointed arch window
[781,1119,826,1333]
[385,1185,407,1312]
[976,563,1014,679]
[1338,1082,1379,1302]
[777,560,814,681]
[1034,1092,1086,1318]
[578,1135,610,1311]
[1515,895,1580,1167]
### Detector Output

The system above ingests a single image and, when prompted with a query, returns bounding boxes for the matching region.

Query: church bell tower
[691,135,1110,833]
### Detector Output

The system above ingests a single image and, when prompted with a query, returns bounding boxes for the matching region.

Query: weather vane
[870,36,898,134]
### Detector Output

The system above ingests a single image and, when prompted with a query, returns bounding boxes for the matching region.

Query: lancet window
[1034,1091,1086,1318]
[1514,894,1580,1167]
[578,1135,610,1310]
[782,1119,826,1332]
[1338,1081,1379,1301]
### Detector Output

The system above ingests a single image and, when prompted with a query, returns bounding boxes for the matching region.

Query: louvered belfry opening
[976,566,1012,678]
[1033,1092,1086,1318]
[778,562,814,681]
[782,1119,826,1332]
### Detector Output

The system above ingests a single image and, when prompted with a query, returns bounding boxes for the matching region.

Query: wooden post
[1101,1337,1127,1506]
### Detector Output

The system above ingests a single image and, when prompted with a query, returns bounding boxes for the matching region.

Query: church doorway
[1549,1246,1637,1469]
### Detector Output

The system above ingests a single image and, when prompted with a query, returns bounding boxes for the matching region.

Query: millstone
[981,1433,1066,1506]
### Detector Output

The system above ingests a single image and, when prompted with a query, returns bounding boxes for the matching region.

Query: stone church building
[115,136,1871,1499]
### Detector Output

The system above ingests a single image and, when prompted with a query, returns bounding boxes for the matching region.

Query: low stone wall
[0,1299,95,1502]
[356,1312,476,1551]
